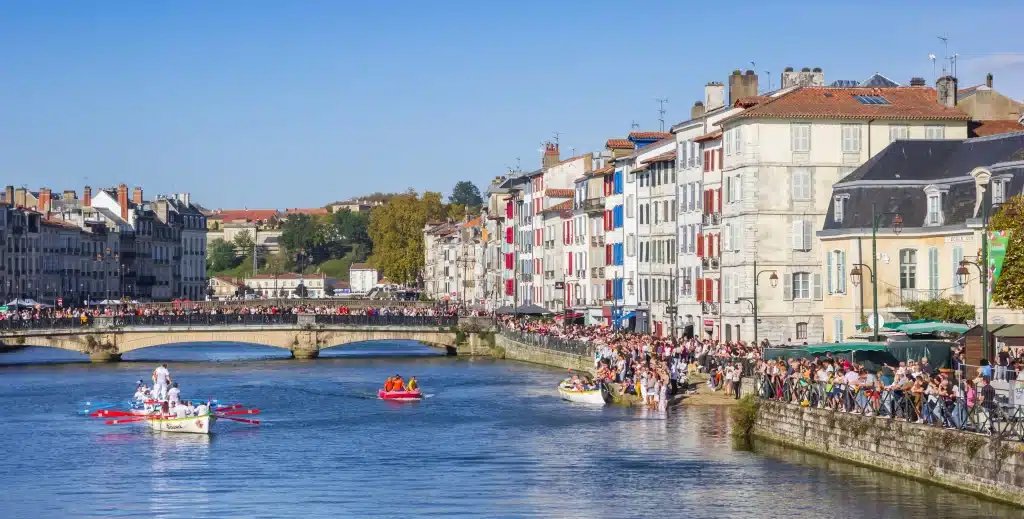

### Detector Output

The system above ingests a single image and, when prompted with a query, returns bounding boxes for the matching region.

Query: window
[827,250,846,294]
[833,196,846,223]
[688,184,696,211]
[792,272,810,299]
[853,95,890,105]
[925,126,945,139]
[993,179,1005,204]
[792,219,812,251]
[626,195,634,218]
[926,194,941,225]
[791,123,811,152]
[724,130,732,155]
[731,224,741,251]
[671,200,677,219]
[833,317,844,343]
[723,274,732,303]
[796,322,808,340]
[952,246,964,295]
[900,249,917,290]
[734,126,743,155]
[928,247,939,298]
[889,125,909,142]
[791,168,811,200]
[627,234,636,257]
[729,175,741,202]
[841,124,861,153]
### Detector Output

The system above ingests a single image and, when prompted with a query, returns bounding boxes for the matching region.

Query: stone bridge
[0,315,496,362]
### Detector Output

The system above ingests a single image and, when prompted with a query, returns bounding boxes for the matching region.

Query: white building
[628,135,676,336]
[245,273,328,299]
[349,263,379,294]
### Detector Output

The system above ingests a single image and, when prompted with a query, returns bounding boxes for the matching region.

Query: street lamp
[749,260,779,347]
[850,203,902,342]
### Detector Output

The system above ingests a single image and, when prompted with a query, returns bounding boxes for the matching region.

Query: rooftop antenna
[516,157,521,171]
[764,70,771,93]
[630,120,640,130]
[929,54,937,79]
[937,35,949,75]
[950,53,959,78]
[552,132,562,147]
[656,98,669,132]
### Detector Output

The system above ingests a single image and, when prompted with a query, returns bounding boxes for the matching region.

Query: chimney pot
[986,73,993,88]
[909,77,926,87]
[784,66,794,72]
[691,101,706,120]
[132,186,143,205]
[83,186,92,207]
[936,76,958,108]
[117,184,129,220]
[38,187,52,213]
[728,70,759,106]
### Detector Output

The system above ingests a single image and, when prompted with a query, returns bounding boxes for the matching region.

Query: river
[0,342,1019,519]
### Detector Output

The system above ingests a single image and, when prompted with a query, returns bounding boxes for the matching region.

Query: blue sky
[1,0,1021,209]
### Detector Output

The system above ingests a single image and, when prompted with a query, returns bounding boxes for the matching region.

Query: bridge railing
[499,330,596,357]
[0,317,92,330]
[109,314,300,327]
[313,315,458,327]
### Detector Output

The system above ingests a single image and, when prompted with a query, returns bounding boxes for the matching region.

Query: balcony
[702,213,722,226]
[886,288,941,307]
[701,257,720,270]
[702,302,720,315]
[521,273,533,282]
[575,269,587,279]
[583,198,605,214]
[591,236,605,247]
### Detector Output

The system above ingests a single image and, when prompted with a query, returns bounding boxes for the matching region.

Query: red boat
[378,389,423,401]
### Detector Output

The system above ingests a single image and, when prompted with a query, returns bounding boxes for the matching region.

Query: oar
[215,415,260,425]
[217,409,260,416]
[90,410,138,418]
[105,417,151,425]
[214,404,242,412]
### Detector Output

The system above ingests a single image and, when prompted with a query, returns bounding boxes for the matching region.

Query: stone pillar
[291,349,319,360]
[290,330,320,360]
[89,352,122,363]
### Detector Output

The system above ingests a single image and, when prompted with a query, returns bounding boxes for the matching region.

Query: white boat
[558,383,609,405]
[146,414,216,435]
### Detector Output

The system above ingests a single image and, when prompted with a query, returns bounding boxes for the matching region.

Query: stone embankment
[754,400,1024,507]
[491,334,594,373]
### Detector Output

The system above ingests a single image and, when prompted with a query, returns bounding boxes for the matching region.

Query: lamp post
[849,203,903,342]
[749,260,779,347]
[957,167,994,362]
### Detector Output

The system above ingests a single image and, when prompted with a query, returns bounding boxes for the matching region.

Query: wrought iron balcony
[583,198,605,213]
[702,213,722,226]
[701,257,720,270]
[701,302,719,315]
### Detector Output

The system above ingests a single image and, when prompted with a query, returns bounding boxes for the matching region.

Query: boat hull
[378,389,423,401]
[147,414,215,434]
[558,386,609,405]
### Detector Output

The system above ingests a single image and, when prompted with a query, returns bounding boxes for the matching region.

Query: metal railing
[314,315,457,327]
[0,317,92,330]
[499,329,595,357]
[754,375,1024,442]
[0,314,459,330]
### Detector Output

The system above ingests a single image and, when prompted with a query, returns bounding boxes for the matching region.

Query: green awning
[803,343,889,354]
[894,322,969,335]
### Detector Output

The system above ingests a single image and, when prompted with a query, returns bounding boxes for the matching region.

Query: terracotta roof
[694,129,723,143]
[606,138,633,150]
[968,120,1024,138]
[42,218,82,230]
[641,151,676,164]
[213,209,280,222]
[284,207,329,216]
[723,87,970,122]
[462,216,482,228]
[350,263,376,270]
[541,200,573,214]
[629,131,672,141]
[545,188,574,198]
[589,165,614,176]
[632,164,649,172]
[733,96,770,108]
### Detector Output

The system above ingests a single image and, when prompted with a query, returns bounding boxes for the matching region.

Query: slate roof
[824,132,1024,232]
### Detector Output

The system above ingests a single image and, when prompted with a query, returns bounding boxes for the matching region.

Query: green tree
[990,194,1024,309]
[207,238,239,273]
[905,298,975,323]
[233,230,255,258]
[422,191,446,222]
[368,191,430,284]
[449,181,483,208]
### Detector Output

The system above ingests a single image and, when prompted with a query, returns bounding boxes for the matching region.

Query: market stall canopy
[893,322,969,335]
[4,298,52,309]
[515,304,552,316]
[764,340,954,370]
[493,305,516,315]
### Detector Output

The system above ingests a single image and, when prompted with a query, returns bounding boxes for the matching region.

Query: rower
[152,364,171,400]
[173,402,188,418]
[184,401,196,416]
[406,376,418,391]
[133,381,148,402]
[392,374,404,391]
[167,382,181,406]
[195,401,209,416]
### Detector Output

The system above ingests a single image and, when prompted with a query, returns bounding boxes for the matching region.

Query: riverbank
[753,399,1024,507]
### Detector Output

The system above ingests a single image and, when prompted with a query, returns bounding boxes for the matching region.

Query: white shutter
[736,126,743,154]
[929,247,939,296]
[723,275,731,303]
[724,176,731,203]
[826,251,833,294]
[813,273,823,300]
[733,224,741,251]
[803,220,813,251]
[723,225,731,253]
[838,251,846,294]
[792,221,803,250]
[783,273,793,301]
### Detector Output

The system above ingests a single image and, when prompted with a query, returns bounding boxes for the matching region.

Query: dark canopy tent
[514,304,552,316]
[764,340,956,372]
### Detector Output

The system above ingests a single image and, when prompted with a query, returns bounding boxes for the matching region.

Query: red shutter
[696,278,704,302]
[707,234,714,258]
[706,279,714,302]
[606,244,613,265]
[696,233,704,257]
[506,227,513,244]
[505,253,513,269]
[566,283,572,306]
[505,279,514,295]
[718,148,724,169]
[568,252,573,273]
[717,188,723,212]
[605,280,613,299]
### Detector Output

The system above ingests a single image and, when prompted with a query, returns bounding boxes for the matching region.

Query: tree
[233,230,255,258]
[422,191,446,222]
[294,283,309,298]
[368,191,430,284]
[905,298,975,323]
[449,181,483,208]
[990,194,1024,309]
[207,239,239,273]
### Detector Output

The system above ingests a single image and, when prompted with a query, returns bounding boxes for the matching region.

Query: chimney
[728,70,759,106]
[132,186,143,205]
[4,185,12,204]
[704,82,724,112]
[38,187,52,213]
[542,142,560,168]
[936,76,958,108]
[691,101,706,120]
[986,73,993,89]
[62,190,76,201]
[83,186,92,207]
[909,77,926,87]
[14,187,26,208]
[117,183,129,220]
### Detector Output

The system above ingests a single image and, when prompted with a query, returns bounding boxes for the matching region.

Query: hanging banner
[987,230,1010,304]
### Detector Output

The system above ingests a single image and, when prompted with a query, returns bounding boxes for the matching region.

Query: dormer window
[833,194,849,223]
[923,185,948,226]
[993,179,1005,205]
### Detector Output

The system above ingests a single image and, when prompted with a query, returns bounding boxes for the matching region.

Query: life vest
[384,379,394,392]
[394,378,404,390]
[407,380,417,391]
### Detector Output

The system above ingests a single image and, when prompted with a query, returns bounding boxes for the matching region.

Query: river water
[0,342,1019,519]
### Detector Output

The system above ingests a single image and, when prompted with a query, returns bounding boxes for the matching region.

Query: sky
[1,0,1022,209]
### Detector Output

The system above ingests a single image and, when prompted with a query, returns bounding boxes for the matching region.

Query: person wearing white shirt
[167,383,181,406]
[152,364,171,400]
[195,403,209,416]
[173,403,188,418]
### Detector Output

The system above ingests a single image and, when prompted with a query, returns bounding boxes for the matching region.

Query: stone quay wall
[754,400,1024,507]
[494,334,594,373]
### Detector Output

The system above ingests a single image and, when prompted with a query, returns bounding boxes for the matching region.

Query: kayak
[558,384,610,405]
[147,413,216,434]
[378,389,423,401]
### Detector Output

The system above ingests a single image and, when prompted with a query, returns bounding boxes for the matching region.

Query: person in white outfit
[195,402,209,417]
[152,364,171,400]
[167,383,181,406]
